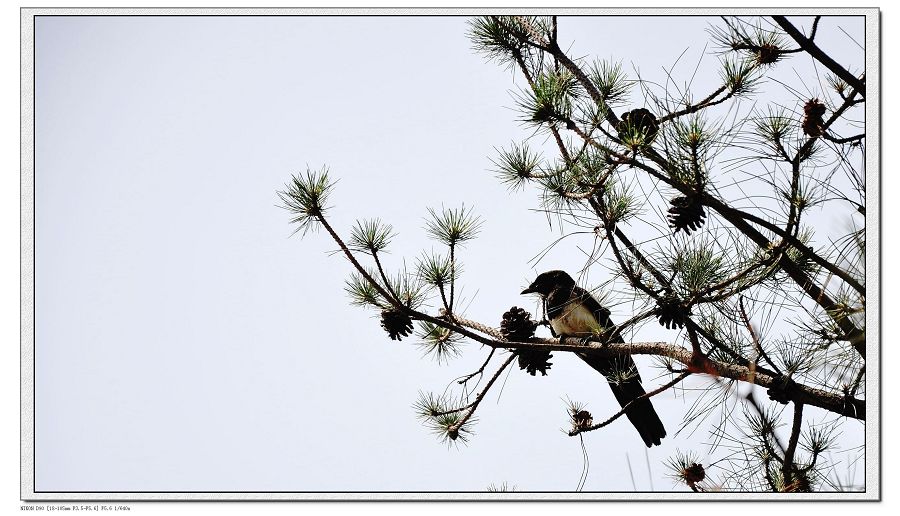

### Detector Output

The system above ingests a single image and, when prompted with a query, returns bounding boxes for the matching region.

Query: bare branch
[782,402,805,487]
[772,16,865,97]
[569,372,691,436]
[448,353,517,434]
[457,348,496,385]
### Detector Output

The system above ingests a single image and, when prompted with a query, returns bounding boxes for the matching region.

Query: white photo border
[20,6,880,501]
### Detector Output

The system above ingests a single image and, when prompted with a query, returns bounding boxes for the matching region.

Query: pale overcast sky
[33,14,866,493]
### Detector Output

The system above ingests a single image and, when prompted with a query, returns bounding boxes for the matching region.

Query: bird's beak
[520,286,536,295]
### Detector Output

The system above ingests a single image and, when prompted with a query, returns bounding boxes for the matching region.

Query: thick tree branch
[445,314,864,421]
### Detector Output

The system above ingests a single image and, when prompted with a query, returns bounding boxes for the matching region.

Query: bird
[521,270,666,447]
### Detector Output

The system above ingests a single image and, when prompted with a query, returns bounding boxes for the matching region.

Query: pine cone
[617,108,659,142]
[782,472,812,493]
[656,296,690,329]
[802,98,827,137]
[572,409,593,429]
[683,463,706,485]
[380,308,413,341]
[667,194,706,234]
[767,375,793,404]
[517,349,553,376]
[500,306,538,341]
[756,44,781,65]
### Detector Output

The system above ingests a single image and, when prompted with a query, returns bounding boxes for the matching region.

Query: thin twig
[738,295,783,376]
[448,354,518,434]
[457,348,496,385]
[823,132,865,145]
[449,243,457,313]
[569,372,691,436]
[372,250,400,303]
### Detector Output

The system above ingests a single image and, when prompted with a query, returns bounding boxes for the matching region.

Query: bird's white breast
[550,302,602,337]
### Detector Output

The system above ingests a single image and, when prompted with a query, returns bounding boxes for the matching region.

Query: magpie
[521,270,667,447]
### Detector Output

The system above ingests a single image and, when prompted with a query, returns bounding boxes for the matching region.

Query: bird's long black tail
[578,353,667,447]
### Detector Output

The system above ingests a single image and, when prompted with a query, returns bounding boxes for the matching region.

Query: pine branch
[295,205,866,421]
[495,18,866,309]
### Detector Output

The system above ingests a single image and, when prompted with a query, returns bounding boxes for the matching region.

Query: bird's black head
[521,270,576,297]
